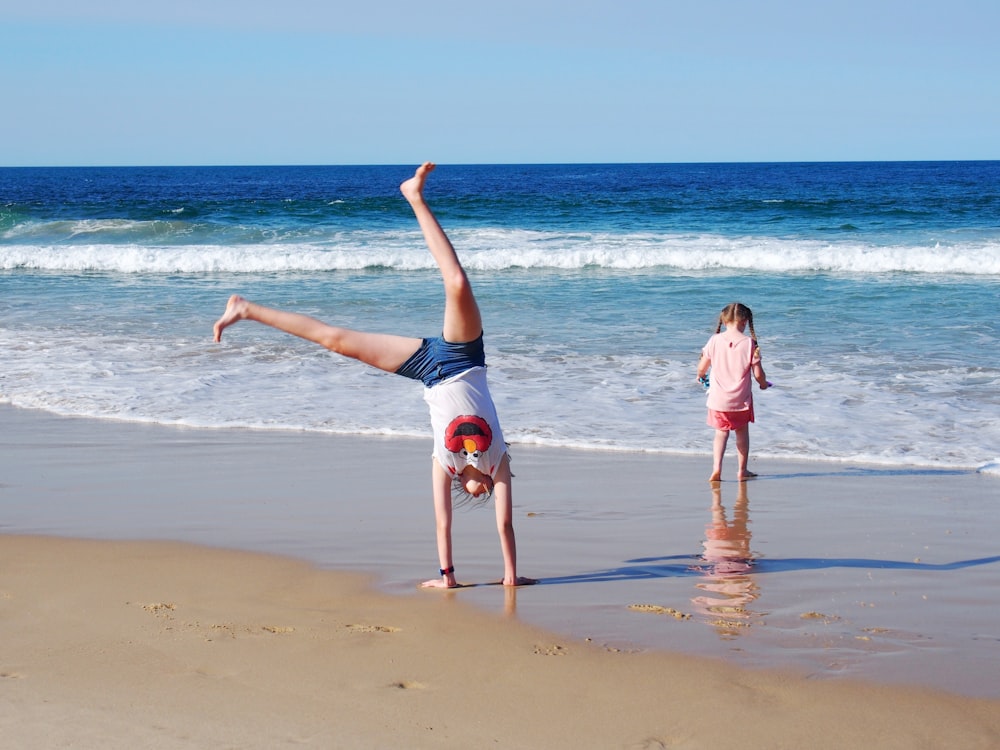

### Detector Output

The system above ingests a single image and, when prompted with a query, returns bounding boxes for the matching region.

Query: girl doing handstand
[214,162,533,589]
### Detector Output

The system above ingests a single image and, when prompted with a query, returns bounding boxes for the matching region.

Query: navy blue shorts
[395,333,486,388]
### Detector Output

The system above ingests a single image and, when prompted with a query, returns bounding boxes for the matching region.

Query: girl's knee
[442,269,473,300]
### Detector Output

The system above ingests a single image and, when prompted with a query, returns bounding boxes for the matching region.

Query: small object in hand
[697,375,710,389]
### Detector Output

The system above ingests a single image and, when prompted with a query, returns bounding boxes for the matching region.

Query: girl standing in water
[696,303,770,482]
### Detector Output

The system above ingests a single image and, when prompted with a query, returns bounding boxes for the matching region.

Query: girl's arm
[751,345,769,389]
[696,353,711,380]
[493,454,534,586]
[753,361,769,389]
[421,460,457,589]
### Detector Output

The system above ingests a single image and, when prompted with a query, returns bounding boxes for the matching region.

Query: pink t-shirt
[702,332,759,412]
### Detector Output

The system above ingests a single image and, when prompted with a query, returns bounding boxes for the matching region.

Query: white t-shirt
[423,366,507,479]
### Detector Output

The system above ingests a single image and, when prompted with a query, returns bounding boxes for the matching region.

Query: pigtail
[742,305,761,357]
[745,308,757,341]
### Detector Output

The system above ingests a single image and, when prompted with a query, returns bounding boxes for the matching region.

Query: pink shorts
[707,406,754,431]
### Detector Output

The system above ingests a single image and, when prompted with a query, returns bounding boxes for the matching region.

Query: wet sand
[2,405,1000,747]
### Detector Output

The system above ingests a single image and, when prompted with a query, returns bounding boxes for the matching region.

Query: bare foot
[400,161,435,204]
[213,294,250,342]
[708,472,722,483]
[737,471,758,481]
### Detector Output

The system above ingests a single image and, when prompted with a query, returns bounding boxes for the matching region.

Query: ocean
[2,161,999,473]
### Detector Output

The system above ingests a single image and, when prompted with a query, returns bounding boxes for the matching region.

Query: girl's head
[716,302,757,339]
[451,465,495,508]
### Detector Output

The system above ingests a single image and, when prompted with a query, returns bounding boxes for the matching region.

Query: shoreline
[3,405,1000,702]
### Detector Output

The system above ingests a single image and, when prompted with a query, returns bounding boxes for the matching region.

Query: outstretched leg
[213,295,421,373]
[400,162,482,344]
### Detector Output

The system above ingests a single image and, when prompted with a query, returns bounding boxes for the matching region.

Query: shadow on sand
[535,553,1000,586]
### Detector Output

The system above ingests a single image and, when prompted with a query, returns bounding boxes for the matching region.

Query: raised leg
[400,162,482,343]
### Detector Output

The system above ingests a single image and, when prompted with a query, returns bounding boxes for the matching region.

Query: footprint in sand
[628,739,671,749]
[800,611,841,623]
[533,644,567,656]
[138,602,177,617]
[628,604,691,620]
[346,623,401,634]
[389,680,427,690]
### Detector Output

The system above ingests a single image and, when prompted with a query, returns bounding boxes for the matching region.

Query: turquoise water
[2,162,999,471]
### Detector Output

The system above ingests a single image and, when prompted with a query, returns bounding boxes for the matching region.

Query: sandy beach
[2,405,1000,748]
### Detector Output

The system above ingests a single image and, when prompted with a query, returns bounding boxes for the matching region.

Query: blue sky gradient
[3,1,998,166]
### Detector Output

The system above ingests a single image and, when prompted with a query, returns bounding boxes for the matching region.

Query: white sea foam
[1,320,996,472]
[3,231,1000,275]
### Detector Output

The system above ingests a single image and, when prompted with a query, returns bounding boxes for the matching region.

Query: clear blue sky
[3,0,997,166]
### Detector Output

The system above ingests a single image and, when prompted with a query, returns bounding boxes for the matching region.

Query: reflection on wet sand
[691,483,761,637]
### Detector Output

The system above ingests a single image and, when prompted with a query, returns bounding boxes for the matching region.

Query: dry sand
[2,405,1000,748]
[3,536,1000,750]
